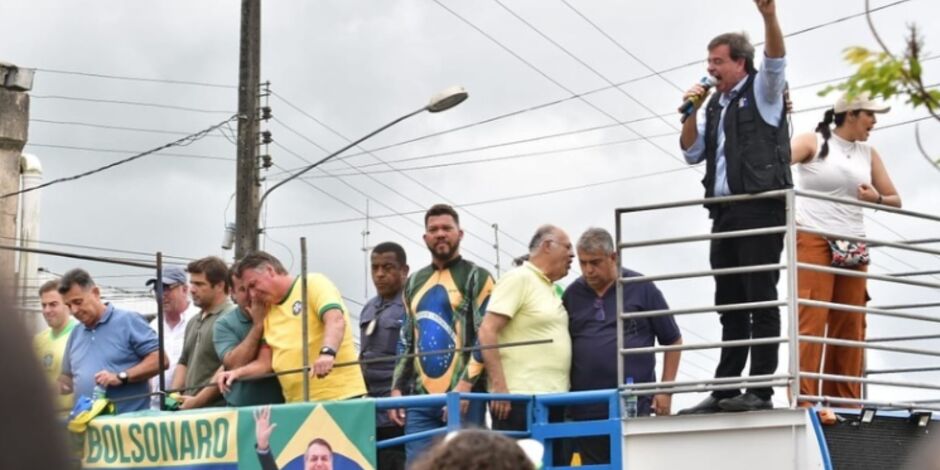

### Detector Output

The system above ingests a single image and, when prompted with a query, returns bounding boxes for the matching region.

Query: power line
[2,115,238,200]
[266,165,695,230]
[0,235,195,263]
[25,143,234,162]
[34,67,235,89]
[30,94,233,114]
[29,118,229,138]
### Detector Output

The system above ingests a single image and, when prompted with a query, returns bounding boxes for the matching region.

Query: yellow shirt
[264,274,366,402]
[487,262,571,394]
[34,319,77,413]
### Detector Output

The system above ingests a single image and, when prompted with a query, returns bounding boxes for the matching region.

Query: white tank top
[795,132,872,237]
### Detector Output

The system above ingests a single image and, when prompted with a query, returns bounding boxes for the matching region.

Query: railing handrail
[614,189,940,412]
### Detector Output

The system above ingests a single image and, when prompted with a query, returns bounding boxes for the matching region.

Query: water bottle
[624,377,638,418]
[92,385,107,401]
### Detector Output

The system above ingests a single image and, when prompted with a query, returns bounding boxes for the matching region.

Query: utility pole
[234,0,261,259]
[0,62,32,302]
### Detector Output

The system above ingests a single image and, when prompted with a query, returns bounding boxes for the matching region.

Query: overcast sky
[4,0,939,409]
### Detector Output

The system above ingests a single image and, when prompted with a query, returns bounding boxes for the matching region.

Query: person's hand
[247,296,268,324]
[652,394,673,416]
[388,389,406,427]
[755,0,776,17]
[680,83,709,113]
[784,89,793,114]
[488,383,512,421]
[94,370,121,387]
[254,406,276,452]
[177,395,197,410]
[857,183,881,203]
[217,369,239,394]
[442,380,473,422]
[311,354,335,379]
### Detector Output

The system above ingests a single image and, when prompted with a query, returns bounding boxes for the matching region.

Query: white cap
[833,91,891,114]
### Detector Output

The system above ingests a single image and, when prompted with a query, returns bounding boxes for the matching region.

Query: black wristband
[319,346,337,357]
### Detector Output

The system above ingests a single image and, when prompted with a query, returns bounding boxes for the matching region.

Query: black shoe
[677,395,724,415]
[718,392,773,412]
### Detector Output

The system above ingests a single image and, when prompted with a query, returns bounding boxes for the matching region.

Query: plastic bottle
[624,377,638,418]
[92,385,107,401]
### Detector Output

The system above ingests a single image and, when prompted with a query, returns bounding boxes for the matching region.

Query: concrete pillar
[0,88,29,302]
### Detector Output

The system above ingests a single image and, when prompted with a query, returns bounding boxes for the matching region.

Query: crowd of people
[28,0,905,468]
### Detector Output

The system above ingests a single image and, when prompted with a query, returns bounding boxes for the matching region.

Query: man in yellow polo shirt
[34,279,77,415]
[218,251,365,402]
[480,224,574,433]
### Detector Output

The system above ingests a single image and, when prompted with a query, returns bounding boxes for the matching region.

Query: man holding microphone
[678,0,793,414]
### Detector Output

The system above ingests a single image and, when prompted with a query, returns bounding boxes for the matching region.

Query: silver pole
[492,223,501,277]
[615,210,625,390]
[301,237,310,402]
[785,190,800,408]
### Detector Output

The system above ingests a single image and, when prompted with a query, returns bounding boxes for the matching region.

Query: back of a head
[411,430,536,470]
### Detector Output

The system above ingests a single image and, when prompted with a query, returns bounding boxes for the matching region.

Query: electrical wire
[25,143,233,162]
[3,115,238,200]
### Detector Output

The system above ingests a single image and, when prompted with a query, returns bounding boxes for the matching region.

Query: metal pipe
[889,269,940,278]
[620,374,790,390]
[801,372,940,391]
[871,301,940,310]
[798,394,940,413]
[867,333,940,343]
[866,366,940,375]
[625,380,789,397]
[620,300,787,320]
[784,189,800,409]
[615,210,625,390]
[620,263,786,284]
[797,228,940,257]
[799,335,940,357]
[615,190,789,215]
[301,237,309,402]
[794,189,940,223]
[796,262,940,290]
[156,253,166,411]
[799,299,940,324]
[0,244,155,269]
[621,336,788,355]
[618,226,786,250]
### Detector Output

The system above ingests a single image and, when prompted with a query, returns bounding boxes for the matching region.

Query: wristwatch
[118,371,129,385]
[319,346,337,357]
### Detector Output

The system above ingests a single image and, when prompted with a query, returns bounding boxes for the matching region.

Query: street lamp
[254,85,469,237]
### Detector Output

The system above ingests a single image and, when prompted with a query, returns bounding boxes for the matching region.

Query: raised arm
[757,0,784,58]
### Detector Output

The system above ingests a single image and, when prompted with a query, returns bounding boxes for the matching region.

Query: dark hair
[306,437,332,454]
[708,32,756,74]
[411,430,534,470]
[187,256,230,292]
[372,241,407,266]
[512,254,529,267]
[814,108,860,159]
[425,203,460,227]
[235,251,288,277]
[57,268,95,295]
[38,279,60,297]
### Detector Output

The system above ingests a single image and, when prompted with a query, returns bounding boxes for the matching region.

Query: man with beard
[389,204,495,464]
[172,256,234,409]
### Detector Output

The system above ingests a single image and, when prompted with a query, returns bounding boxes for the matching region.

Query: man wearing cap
[58,268,166,414]
[678,0,791,414]
[146,266,198,407]
[172,256,234,409]
[790,91,901,404]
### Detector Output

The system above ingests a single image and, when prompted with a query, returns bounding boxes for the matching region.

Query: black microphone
[679,76,717,123]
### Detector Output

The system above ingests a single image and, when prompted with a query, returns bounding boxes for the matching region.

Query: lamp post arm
[257,105,428,214]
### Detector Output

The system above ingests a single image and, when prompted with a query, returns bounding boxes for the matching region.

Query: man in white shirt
[146,266,198,408]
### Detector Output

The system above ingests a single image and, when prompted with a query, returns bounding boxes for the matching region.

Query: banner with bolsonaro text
[81,400,376,470]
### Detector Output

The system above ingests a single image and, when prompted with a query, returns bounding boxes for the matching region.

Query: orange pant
[797,231,868,403]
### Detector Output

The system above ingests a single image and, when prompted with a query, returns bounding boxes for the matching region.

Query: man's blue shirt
[563,269,681,419]
[62,304,160,413]
[682,56,787,196]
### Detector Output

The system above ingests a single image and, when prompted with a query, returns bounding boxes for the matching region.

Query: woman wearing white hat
[790,91,902,406]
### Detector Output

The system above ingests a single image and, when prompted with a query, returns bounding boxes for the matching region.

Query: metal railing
[614,189,940,412]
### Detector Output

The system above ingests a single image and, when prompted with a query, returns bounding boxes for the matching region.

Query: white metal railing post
[615,211,626,396]
[785,189,800,408]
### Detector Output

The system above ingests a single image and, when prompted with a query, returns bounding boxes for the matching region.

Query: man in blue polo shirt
[58,268,165,414]
[563,228,682,465]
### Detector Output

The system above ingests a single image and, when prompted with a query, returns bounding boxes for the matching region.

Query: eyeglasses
[149,284,182,298]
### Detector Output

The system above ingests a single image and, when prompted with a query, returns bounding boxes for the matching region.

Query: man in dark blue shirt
[563,228,682,465]
[360,242,409,470]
